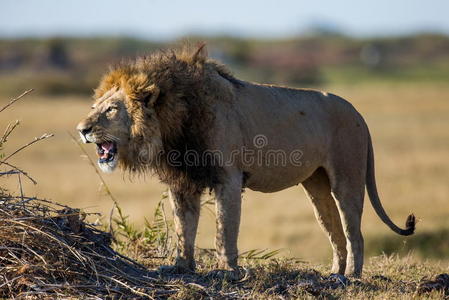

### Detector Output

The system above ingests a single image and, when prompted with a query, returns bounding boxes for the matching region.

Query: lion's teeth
[101,142,114,152]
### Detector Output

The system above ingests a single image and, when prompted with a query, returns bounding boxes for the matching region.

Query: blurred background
[1,0,448,264]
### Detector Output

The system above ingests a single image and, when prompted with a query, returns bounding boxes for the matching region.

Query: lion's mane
[94,46,240,194]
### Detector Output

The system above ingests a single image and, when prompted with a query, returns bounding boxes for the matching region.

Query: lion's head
[76,83,163,173]
[76,45,235,192]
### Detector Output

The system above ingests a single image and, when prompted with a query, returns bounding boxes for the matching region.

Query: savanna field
[2,82,449,261]
[1,36,449,298]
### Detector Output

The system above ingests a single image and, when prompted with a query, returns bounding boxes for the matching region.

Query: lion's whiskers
[94,131,120,143]
[105,133,120,142]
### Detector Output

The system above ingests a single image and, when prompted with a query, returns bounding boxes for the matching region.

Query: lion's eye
[106,106,117,113]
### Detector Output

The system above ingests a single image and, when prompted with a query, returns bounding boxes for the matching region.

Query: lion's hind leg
[302,167,347,274]
[327,164,366,278]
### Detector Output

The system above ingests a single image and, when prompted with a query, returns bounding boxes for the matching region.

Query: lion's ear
[142,84,160,107]
[192,43,207,63]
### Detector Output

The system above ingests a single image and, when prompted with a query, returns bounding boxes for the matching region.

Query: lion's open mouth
[96,141,117,163]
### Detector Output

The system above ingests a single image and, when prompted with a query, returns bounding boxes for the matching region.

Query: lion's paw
[327,273,350,288]
[206,266,251,282]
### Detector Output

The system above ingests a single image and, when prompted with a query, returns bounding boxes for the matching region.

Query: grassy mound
[0,194,162,298]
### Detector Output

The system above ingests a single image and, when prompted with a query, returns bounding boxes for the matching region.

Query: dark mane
[94,45,236,194]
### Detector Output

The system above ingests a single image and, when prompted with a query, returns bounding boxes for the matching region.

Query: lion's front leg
[214,171,243,270]
[167,188,201,272]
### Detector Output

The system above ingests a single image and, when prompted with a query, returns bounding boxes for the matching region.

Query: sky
[1,0,448,40]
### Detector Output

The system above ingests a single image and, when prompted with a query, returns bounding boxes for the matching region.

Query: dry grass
[1,194,448,299]
[1,82,449,265]
[0,194,162,298]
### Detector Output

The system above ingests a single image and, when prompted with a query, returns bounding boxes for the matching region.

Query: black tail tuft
[402,214,416,236]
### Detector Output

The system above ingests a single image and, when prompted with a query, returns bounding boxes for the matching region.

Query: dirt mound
[0,194,163,298]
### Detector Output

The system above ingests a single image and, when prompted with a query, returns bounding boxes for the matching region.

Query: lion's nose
[80,127,92,136]
[76,122,93,140]
[76,121,91,133]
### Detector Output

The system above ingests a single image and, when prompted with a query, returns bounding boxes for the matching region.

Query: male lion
[76,45,415,277]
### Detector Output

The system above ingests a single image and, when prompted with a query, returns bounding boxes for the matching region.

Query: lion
[76,45,415,277]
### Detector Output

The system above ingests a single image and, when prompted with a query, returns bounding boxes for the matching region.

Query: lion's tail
[366,132,416,236]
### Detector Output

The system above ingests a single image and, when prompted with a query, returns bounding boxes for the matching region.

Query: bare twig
[0,89,34,113]
[0,161,37,184]
[0,170,21,176]
[0,275,23,289]
[1,120,20,144]
[0,133,54,164]
[108,200,116,236]
[18,173,24,201]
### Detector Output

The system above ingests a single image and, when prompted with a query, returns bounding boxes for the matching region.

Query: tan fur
[77,45,415,277]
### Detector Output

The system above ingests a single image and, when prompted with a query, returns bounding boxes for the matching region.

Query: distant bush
[1,34,449,96]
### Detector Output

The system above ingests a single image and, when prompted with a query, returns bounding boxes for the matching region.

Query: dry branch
[1,133,54,164]
[0,91,49,185]
[0,89,34,113]
[0,161,37,184]
[1,120,20,145]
